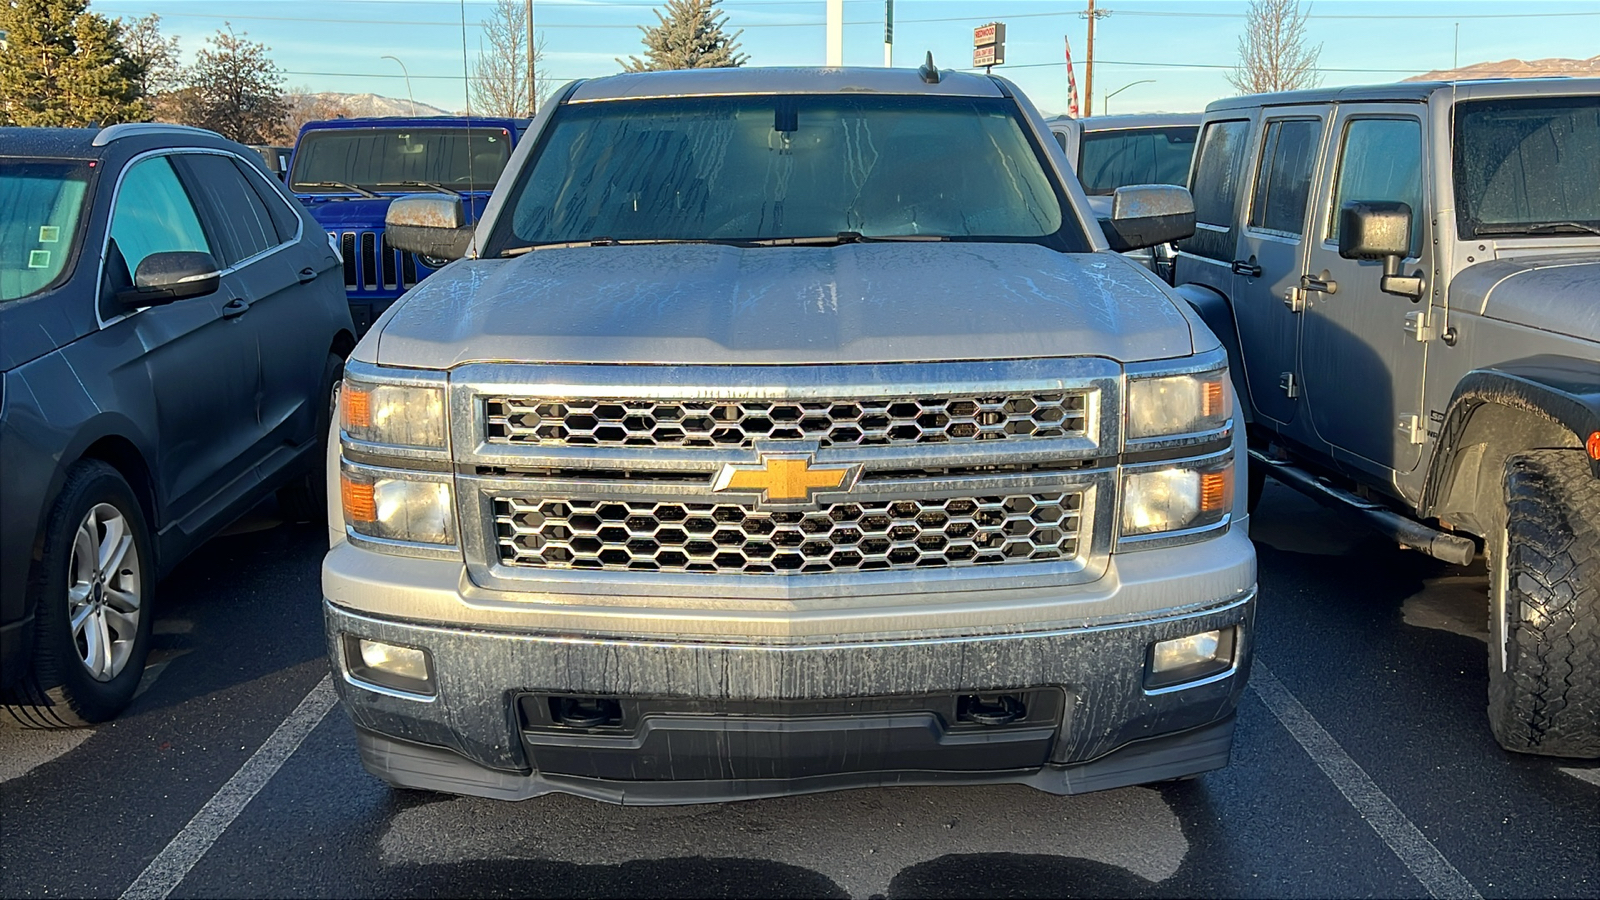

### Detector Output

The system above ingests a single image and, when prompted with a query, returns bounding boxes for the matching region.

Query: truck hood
[370,243,1195,368]
[1451,253,1600,341]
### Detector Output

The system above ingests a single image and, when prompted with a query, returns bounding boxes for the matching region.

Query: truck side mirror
[1099,184,1196,253]
[1337,201,1424,299]
[115,251,221,309]
[386,195,475,262]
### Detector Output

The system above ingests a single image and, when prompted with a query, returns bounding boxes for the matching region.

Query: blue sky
[89,0,1600,116]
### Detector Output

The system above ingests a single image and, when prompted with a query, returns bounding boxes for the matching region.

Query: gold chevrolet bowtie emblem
[712,455,856,504]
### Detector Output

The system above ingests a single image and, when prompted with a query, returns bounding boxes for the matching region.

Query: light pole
[1102,79,1154,114]
[381,55,417,116]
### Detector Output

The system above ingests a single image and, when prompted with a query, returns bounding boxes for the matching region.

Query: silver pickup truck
[322,65,1257,803]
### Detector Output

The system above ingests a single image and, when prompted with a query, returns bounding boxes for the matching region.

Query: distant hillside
[1406,55,1599,82]
[300,92,453,118]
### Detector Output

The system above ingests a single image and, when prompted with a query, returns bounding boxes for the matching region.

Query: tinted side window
[175,153,280,266]
[1330,118,1424,257]
[233,158,303,243]
[1249,119,1323,236]
[1184,119,1250,261]
[108,157,212,283]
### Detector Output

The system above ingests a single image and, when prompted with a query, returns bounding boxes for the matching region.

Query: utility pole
[884,0,893,68]
[525,0,536,116]
[1083,0,1108,116]
[827,0,843,66]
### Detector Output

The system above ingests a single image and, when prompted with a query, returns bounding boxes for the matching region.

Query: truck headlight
[1126,368,1231,440]
[342,376,446,449]
[341,464,456,545]
[1121,458,1232,538]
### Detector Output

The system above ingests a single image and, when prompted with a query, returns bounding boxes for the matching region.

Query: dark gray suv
[1,124,356,726]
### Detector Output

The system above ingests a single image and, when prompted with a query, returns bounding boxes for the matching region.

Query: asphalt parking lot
[2,480,1596,899]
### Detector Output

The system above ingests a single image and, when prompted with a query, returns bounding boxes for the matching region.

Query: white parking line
[120,674,338,900]
[1561,767,1600,788]
[1250,661,1482,900]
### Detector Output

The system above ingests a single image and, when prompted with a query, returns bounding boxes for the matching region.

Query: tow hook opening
[957,694,1026,726]
[550,696,622,729]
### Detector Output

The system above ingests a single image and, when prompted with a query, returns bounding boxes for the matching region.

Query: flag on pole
[1064,36,1082,118]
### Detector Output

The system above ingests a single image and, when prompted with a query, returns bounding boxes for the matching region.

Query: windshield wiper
[501,238,729,257]
[378,181,462,197]
[1478,221,1600,237]
[298,180,379,199]
[746,231,951,247]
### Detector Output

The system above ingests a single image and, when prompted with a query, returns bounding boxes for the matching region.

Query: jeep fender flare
[1170,282,1253,425]
[1420,356,1600,533]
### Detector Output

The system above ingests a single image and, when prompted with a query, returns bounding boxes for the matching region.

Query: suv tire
[277,353,344,524]
[1488,450,1600,758]
[3,461,154,728]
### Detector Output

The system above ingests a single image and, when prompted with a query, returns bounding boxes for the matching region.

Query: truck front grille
[484,393,1089,448]
[494,492,1084,575]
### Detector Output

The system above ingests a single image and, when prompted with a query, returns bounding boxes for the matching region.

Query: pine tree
[619,0,748,73]
[0,0,145,127]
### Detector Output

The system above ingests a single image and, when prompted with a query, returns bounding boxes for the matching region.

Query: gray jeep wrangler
[1173,78,1599,758]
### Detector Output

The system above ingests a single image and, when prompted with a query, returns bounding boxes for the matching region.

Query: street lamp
[1102,79,1155,114]
[381,55,417,116]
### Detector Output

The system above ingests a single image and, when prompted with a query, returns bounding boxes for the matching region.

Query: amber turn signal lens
[1588,431,1600,460]
[340,475,376,523]
[1199,469,1231,514]
[342,385,371,430]
[1201,380,1225,419]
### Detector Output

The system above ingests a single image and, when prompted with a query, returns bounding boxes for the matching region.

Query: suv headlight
[1121,455,1233,539]
[1126,368,1231,440]
[342,376,447,449]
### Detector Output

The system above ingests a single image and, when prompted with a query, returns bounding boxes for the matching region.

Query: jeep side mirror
[386,195,475,262]
[116,251,221,309]
[1337,201,1424,299]
[1099,184,1196,253]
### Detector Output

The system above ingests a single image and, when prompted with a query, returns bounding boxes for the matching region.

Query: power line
[1104,7,1600,20]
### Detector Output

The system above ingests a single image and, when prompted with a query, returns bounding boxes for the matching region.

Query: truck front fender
[1420,356,1600,531]
[1170,282,1252,425]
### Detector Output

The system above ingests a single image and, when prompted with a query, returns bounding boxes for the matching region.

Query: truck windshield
[289,127,512,194]
[1453,96,1600,238]
[492,94,1085,253]
[1076,126,1197,195]
[0,159,91,303]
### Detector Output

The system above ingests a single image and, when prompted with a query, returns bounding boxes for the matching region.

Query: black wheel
[277,352,344,524]
[1487,450,1600,758]
[3,461,154,727]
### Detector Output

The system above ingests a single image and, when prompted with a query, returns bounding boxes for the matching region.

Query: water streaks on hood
[373,243,1193,369]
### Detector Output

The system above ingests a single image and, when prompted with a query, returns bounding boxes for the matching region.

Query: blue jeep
[286,116,528,332]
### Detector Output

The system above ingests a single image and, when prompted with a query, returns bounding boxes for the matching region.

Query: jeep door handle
[298,266,318,284]
[1301,274,1337,294]
[1231,259,1262,278]
[220,297,250,319]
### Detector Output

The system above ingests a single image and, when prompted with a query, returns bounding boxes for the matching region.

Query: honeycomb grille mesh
[494,494,1083,575]
[484,394,1089,448]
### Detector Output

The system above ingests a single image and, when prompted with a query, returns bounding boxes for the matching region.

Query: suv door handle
[1301,273,1338,294]
[298,266,318,284]
[220,297,250,319]
[1231,259,1262,278]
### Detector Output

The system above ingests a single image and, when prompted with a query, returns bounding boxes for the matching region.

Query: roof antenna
[918,51,940,84]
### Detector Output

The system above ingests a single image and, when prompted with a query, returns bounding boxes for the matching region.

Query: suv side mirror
[386,195,475,262]
[116,251,221,309]
[1099,184,1196,253]
[1337,201,1424,299]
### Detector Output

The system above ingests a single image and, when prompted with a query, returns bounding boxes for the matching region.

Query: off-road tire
[277,353,344,524]
[1487,450,1600,758]
[2,461,154,728]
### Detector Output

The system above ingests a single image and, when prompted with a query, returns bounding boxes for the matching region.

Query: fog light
[1146,628,1236,690]
[344,635,435,697]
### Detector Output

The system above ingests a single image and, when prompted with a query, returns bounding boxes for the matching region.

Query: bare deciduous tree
[120,13,182,98]
[471,0,550,117]
[1227,0,1322,95]
[280,89,351,143]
